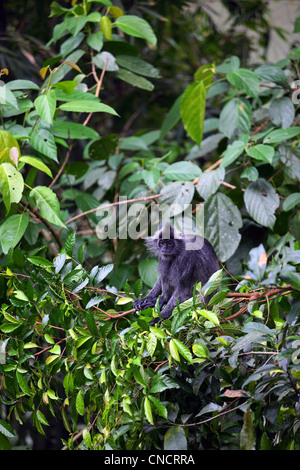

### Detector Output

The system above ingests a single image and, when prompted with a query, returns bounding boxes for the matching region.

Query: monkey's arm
[156,287,190,321]
[133,278,162,311]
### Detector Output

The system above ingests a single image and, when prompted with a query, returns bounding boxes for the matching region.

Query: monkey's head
[146,223,185,258]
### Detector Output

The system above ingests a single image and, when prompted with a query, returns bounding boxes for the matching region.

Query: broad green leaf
[0,212,29,253]
[5,79,40,90]
[163,161,202,181]
[254,64,289,87]
[216,56,240,74]
[192,341,210,358]
[116,69,154,91]
[59,100,118,115]
[116,55,160,78]
[263,126,300,144]
[86,30,103,51]
[283,193,300,211]
[30,186,67,229]
[196,167,225,200]
[146,333,157,356]
[160,181,195,216]
[194,63,215,90]
[219,98,252,139]
[164,426,187,450]
[19,156,53,178]
[172,338,193,363]
[144,397,154,425]
[197,309,220,326]
[227,68,260,98]
[148,395,168,419]
[0,420,16,439]
[30,128,57,162]
[93,51,119,71]
[16,371,32,396]
[138,258,159,288]
[169,339,180,362]
[269,97,295,128]
[76,390,84,416]
[27,256,53,268]
[240,407,255,450]
[100,15,112,40]
[241,166,259,181]
[204,192,242,262]
[115,15,157,46]
[0,163,24,213]
[220,140,245,168]
[52,120,99,140]
[244,178,280,229]
[34,90,57,124]
[180,81,206,146]
[246,144,274,164]
[0,130,21,164]
[95,263,114,283]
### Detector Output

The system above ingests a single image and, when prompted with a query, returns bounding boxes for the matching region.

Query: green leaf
[30,128,57,162]
[192,341,210,358]
[269,97,295,128]
[116,69,154,91]
[115,15,157,46]
[148,395,168,419]
[144,397,154,425]
[244,178,280,229]
[283,193,300,211]
[219,98,252,139]
[263,127,300,145]
[0,213,29,254]
[100,15,112,40]
[16,371,32,396]
[172,338,193,363]
[96,263,114,283]
[27,256,53,268]
[0,162,24,213]
[52,120,99,140]
[0,420,16,439]
[227,68,260,98]
[59,100,118,115]
[0,130,21,164]
[29,186,67,229]
[180,81,206,146]
[246,144,274,164]
[34,90,57,124]
[240,407,255,450]
[6,79,40,90]
[164,426,187,450]
[220,140,245,168]
[204,192,242,262]
[146,333,157,356]
[163,161,201,181]
[138,258,159,288]
[197,309,220,326]
[116,55,160,78]
[76,390,85,416]
[254,64,289,87]
[19,156,53,178]
[169,339,180,362]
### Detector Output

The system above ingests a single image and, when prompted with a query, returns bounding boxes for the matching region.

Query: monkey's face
[157,239,178,256]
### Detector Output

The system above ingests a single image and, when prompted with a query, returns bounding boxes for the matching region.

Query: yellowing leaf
[40,66,49,79]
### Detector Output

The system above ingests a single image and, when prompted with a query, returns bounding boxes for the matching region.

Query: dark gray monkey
[133,224,219,322]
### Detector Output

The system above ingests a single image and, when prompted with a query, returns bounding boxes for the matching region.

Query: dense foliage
[0,0,300,451]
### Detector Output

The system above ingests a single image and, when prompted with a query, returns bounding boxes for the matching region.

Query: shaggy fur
[133,224,219,321]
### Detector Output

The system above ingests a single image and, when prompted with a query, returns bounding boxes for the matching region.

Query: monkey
[133,224,219,322]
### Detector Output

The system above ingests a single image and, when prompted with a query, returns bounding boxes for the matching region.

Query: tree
[0,0,299,451]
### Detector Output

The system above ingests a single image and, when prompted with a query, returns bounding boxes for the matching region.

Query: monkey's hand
[133,296,156,311]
